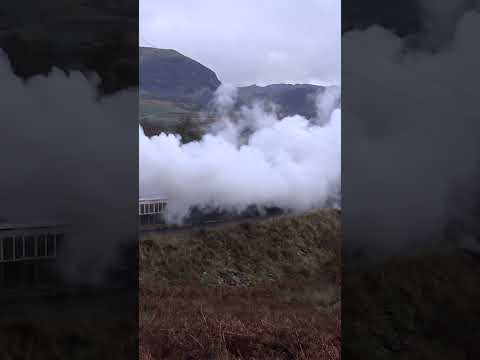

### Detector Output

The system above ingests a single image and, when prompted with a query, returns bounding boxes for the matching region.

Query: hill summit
[140,47,221,108]
[139,46,324,137]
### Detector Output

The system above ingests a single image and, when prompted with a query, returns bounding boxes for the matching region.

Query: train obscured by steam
[139,197,284,231]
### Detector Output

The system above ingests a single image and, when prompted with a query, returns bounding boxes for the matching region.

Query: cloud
[0,50,138,284]
[140,0,340,86]
[343,11,480,256]
[140,85,341,222]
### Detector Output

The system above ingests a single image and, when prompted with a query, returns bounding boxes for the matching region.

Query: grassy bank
[140,210,342,359]
[343,252,480,359]
[0,293,137,360]
[140,210,341,288]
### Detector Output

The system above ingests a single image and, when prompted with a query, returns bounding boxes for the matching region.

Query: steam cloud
[418,0,480,48]
[140,84,341,222]
[343,10,480,256]
[0,50,138,284]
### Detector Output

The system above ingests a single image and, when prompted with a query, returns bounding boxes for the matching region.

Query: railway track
[139,213,282,234]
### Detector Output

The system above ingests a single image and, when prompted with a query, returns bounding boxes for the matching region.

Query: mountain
[237,83,320,119]
[0,1,137,93]
[139,47,323,137]
[140,47,221,109]
[342,0,421,36]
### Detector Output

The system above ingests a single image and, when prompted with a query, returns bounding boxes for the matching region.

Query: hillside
[0,1,137,93]
[139,47,323,137]
[0,292,136,359]
[342,0,421,36]
[141,210,340,288]
[140,210,341,359]
[343,252,480,359]
[237,83,321,119]
[140,47,220,108]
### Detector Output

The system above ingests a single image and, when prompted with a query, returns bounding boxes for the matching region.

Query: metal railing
[139,198,168,216]
[0,232,63,263]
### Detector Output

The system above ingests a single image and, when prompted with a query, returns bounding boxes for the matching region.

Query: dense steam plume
[140,85,341,223]
[343,10,480,257]
[0,50,138,284]
[417,0,480,49]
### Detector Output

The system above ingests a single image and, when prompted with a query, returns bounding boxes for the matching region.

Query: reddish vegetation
[140,211,341,359]
[140,286,340,360]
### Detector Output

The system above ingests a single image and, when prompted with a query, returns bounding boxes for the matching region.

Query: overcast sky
[140,0,340,86]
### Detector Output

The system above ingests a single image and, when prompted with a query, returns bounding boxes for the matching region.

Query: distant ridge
[237,83,322,118]
[139,46,325,136]
[140,46,221,108]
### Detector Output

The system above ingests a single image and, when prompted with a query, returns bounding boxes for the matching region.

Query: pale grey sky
[140,0,340,86]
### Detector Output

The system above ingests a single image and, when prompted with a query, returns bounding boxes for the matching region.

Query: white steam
[140,84,341,222]
[343,11,480,255]
[418,0,478,48]
[0,50,138,283]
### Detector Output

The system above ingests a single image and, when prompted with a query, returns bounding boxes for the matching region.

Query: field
[140,98,193,125]
[140,210,341,359]
[139,96,211,142]
[343,252,480,359]
[0,292,137,360]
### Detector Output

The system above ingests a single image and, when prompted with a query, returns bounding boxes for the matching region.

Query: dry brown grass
[140,210,341,359]
[140,210,341,288]
[343,252,480,359]
[140,286,340,360]
[0,294,137,360]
